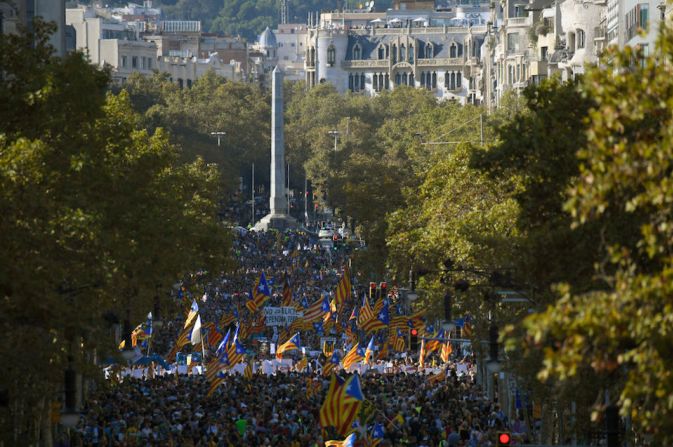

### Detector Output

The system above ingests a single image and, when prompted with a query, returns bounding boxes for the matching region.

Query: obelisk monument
[254,66,297,231]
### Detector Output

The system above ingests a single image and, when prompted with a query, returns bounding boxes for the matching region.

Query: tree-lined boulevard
[3,15,673,447]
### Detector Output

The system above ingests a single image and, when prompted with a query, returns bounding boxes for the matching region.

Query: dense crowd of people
[69,227,527,446]
[76,365,522,446]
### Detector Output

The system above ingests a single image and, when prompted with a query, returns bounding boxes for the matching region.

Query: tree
[523,26,673,443]
[0,22,231,444]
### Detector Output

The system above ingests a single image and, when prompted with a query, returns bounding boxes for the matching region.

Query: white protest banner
[263,306,303,326]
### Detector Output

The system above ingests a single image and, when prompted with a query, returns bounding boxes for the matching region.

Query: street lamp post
[210,131,226,147]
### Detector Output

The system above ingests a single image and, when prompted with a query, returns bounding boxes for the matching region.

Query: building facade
[66,4,247,85]
[304,2,491,104]
[1,0,66,56]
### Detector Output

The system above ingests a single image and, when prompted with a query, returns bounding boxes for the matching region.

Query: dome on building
[259,26,277,48]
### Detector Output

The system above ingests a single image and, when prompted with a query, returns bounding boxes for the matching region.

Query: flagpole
[201,325,207,366]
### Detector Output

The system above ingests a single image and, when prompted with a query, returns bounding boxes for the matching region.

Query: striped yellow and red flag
[428,369,446,385]
[296,356,308,372]
[282,276,293,306]
[244,361,253,380]
[334,265,352,309]
[357,298,374,329]
[440,342,452,363]
[342,343,364,370]
[419,339,426,368]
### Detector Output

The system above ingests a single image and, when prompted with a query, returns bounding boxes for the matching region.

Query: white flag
[190,315,202,345]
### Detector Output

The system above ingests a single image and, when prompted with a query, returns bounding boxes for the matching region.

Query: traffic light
[369,282,377,299]
[496,432,511,446]
[379,282,387,299]
[410,328,419,350]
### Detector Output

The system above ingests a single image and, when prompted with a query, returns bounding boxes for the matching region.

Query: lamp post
[210,131,226,147]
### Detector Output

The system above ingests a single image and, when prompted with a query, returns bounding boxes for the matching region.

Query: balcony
[342,59,389,68]
[507,16,532,27]
[417,57,465,67]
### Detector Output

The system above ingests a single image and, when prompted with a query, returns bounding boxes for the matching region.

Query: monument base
[253,213,298,232]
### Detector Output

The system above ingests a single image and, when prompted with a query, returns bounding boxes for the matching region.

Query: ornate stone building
[304,1,491,104]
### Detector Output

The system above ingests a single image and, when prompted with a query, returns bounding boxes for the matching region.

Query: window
[425,42,433,59]
[507,34,520,53]
[408,45,414,63]
[456,72,461,88]
[187,79,192,88]
[141,57,146,69]
[385,73,390,90]
[392,45,397,63]
[132,56,138,69]
[432,71,437,89]
[541,46,548,61]
[625,4,649,40]
[353,44,361,60]
[349,73,354,91]
[450,43,457,58]
[327,45,336,66]
[421,72,426,88]
[402,72,408,85]
[409,73,414,86]
[360,73,365,90]
[147,58,151,69]
[378,46,385,60]
[121,55,127,68]
[395,73,401,85]
[400,44,406,62]
[577,29,585,49]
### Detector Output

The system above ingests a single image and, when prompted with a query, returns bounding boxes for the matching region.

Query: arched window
[444,71,449,89]
[457,43,463,57]
[373,73,379,91]
[378,46,385,60]
[353,43,361,60]
[327,45,336,66]
[456,72,462,89]
[395,73,401,85]
[577,29,585,49]
[425,42,433,59]
[360,73,365,90]
[400,44,406,62]
[408,45,414,63]
[385,73,390,89]
[432,71,437,89]
[450,43,457,58]
[392,44,397,63]
[409,73,414,86]
[401,72,408,85]
[310,47,316,66]
[421,71,426,87]
[349,73,354,91]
